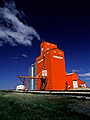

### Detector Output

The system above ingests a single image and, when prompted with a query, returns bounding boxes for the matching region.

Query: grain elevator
[27,41,86,90]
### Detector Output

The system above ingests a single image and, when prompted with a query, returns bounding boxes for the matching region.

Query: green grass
[0,91,90,120]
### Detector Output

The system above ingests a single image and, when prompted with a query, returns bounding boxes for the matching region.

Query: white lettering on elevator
[53,55,63,59]
[38,59,44,63]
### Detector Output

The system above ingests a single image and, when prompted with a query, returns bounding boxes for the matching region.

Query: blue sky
[0,0,90,90]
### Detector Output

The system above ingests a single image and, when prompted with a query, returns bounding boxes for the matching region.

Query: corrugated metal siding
[28,63,36,90]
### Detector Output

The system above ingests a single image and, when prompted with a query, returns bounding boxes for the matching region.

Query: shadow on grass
[0,91,90,120]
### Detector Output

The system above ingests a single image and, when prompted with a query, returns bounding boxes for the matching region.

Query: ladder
[40,77,47,90]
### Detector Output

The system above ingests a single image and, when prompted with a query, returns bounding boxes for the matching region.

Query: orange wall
[36,41,66,90]
[66,73,78,89]
[44,51,52,90]
[65,75,73,89]
[36,55,43,90]
[78,79,85,87]
[50,49,66,90]
[40,42,57,55]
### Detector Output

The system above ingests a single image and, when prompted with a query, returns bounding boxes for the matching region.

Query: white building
[16,85,24,90]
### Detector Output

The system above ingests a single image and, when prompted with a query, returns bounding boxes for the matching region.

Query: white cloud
[72,69,80,73]
[79,73,90,77]
[22,54,27,58]
[85,78,90,80]
[0,0,40,47]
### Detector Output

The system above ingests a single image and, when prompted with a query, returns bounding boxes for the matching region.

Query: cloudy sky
[0,0,90,89]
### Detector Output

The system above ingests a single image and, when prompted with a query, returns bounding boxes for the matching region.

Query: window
[47,43,50,45]
[53,51,56,53]
[42,47,44,51]
[47,48,49,50]
[52,44,54,46]
[47,51,49,54]
[59,52,62,54]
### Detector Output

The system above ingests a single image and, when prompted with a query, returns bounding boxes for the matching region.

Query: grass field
[0,91,90,120]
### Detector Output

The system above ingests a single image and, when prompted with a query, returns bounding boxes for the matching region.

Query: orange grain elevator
[36,41,66,90]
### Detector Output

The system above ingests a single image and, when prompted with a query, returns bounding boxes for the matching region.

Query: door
[73,80,78,88]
